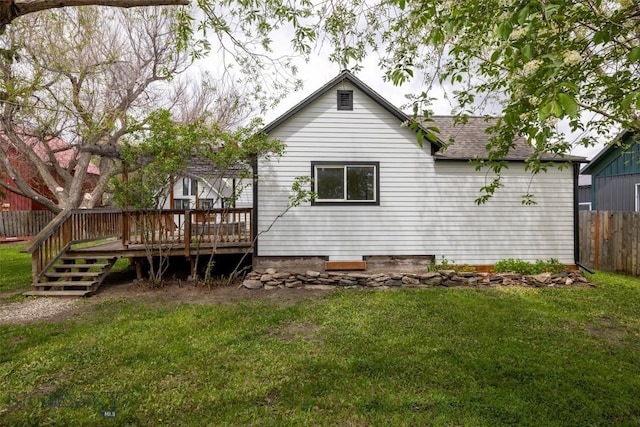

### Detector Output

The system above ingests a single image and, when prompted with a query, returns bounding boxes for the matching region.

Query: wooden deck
[22,208,253,296]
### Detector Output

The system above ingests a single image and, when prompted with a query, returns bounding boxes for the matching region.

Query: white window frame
[311,162,379,205]
[578,202,592,211]
[635,183,640,212]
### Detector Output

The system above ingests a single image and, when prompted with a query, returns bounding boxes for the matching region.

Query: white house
[255,70,582,272]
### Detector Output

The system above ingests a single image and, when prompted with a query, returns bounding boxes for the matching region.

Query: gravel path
[0,298,78,324]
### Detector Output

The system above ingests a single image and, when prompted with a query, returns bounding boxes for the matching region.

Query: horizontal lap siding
[258,82,574,264]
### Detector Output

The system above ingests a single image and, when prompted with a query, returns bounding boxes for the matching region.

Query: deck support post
[134,257,143,280]
[190,256,196,279]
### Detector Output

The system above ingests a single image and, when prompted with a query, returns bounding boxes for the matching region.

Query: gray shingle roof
[430,116,584,162]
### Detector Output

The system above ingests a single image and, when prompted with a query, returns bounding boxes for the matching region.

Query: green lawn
[1,271,640,426]
[0,243,32,293]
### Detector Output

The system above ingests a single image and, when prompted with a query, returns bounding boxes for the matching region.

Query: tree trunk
[0,0,188,32]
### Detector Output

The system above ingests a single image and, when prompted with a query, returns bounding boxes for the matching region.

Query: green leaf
[628,47,640,62]
[557,93,578,118]
[593,30,610,45]
[517,5,530,25]
[398,0,405,10]
[521,44,533,60]
[416,129,424,147]
[498,22,512,40]
[552,100,564,117]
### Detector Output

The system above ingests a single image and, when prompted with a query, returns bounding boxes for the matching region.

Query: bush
[494,258,565,275]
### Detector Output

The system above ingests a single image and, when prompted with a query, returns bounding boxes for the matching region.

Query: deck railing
[24,208,253,283]
[23,208,123,283]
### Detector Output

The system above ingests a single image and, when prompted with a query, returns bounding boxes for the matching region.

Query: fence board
[579,210,640,276]
[0,211,55,237]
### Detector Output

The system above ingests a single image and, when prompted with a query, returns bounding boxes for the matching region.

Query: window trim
[635,183,640,212]
[311,161,379,206]
[337,90,353,111]
[578,202,592,211]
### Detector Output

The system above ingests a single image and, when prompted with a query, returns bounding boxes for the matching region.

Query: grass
[0,243,32,293]
[1,271,640,426]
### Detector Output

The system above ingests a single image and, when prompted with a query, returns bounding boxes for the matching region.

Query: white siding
[257,82,575,264]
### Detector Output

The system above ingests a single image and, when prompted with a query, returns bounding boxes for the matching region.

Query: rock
[401,276,420,286]
[339,279,356,286]
[243,279,263,289]
[274,272,291,279]
[564,278,574,286]
[348,273,370,279]
[260,274,273,282]
[422,276,443,286]
[438,270,456,277]
[265,268,277,275]
[385,279,403,287]
[419,272,440,280]
[285,280,303,288]
[306,270,321,277]
[532,273,551,284]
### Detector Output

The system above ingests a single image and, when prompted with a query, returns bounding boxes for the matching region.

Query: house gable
[262,69,443,151]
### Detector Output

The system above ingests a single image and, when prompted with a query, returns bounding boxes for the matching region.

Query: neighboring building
[163,156,252,210]
[0,132,99,211]
[581,130,640,211]
[578,174,592,210]
[254,70,582,271]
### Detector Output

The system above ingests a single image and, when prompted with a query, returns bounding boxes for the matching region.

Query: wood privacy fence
[579,211,640,276]
[0,210,55,238]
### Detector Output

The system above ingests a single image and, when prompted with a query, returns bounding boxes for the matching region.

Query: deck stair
[24,251,118,297]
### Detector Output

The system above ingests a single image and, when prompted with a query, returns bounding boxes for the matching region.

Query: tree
[111,108,285,285]
[335,0,640,200]
[0,7,196,213]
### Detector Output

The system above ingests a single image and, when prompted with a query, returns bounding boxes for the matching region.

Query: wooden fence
[579,211,640,276]
[0,210,55,238]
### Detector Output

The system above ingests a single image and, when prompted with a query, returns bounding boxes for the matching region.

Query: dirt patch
[274,322,324,343]
[583,317,629,346]
[0,271,336,325]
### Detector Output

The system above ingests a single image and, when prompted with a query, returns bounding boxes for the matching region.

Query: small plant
[494,258,566,275]
[428,255,456,272]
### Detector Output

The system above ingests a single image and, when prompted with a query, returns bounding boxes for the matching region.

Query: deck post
[31,247,42,286]
[134,257,143,280]
[184,210,191,258]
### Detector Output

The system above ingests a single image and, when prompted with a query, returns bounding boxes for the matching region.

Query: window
[636,183,640,212]
[578,202,592,211]
[337,90,353,111]
[312,162,379,205]
[174,199,191,210]
[182,178,197,196]
[198,199,216,209]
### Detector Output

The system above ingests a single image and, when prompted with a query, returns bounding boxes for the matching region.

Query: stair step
[40,280,98,287]
[61,254,115,261]
[46,272,102,278]
[53,263,109,270]
[24,290,92,297]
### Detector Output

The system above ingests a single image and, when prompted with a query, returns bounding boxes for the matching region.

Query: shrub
[494,258,566,275]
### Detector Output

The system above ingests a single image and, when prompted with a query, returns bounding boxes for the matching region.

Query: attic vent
[337,90,353,110]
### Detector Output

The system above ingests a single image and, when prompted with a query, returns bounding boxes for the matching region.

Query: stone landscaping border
[242,269,593,290]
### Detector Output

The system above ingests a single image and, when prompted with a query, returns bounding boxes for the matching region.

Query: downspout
[573,162,594,273]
